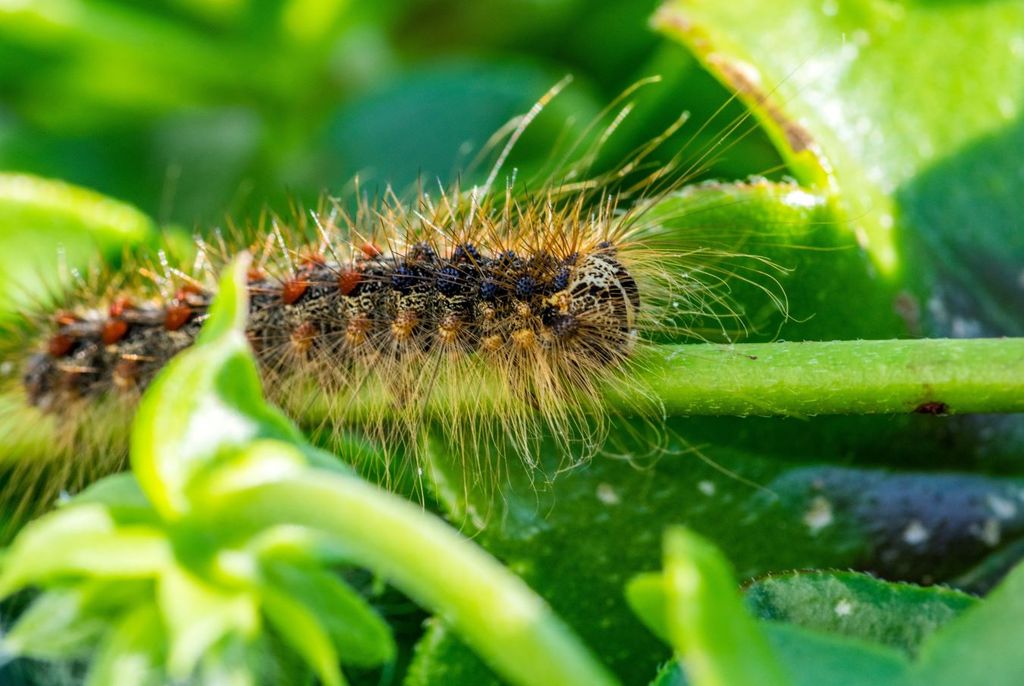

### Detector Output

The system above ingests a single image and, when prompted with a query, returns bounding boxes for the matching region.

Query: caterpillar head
[540,248,640,363]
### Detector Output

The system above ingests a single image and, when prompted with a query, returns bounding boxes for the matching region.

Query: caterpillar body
[23,192,646,454]
[1,87,791,523]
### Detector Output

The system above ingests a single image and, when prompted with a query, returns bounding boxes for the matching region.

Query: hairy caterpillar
[0,80,790,524]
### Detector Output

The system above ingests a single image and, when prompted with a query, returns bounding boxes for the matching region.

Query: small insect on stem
[3,77,791,511]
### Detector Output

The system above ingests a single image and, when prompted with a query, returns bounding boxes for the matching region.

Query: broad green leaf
[911,558,1024,685]
[85,603,166,686]
[646,180,907,340]
[655,0,1024,336]
[418,418,1024,682]
[951,537,1024,595]
[630,530,912,686]
[408,188,935,686]
[745,571,976,656]
[651,623,909,686]
[755,467,1024,582]
[762,624,907,686]
[130,254,304,518]
[261,557,396,667]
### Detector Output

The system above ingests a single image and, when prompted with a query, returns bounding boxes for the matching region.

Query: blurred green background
[0,0,780,228]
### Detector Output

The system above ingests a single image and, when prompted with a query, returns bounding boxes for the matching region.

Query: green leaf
[655,0,1024,336]
[626,572,672,643]
[157,563,260,679]
[404,620,500,686]
[911,559,1024,685]
[745,571,976,657]
[418,412,1024,683]
[762,623,907,686]
[210,470,619,686]
[5,585,114,660]
[262,586,346,686]
[645,181,907,340]
[651,623,910,686]
[653,527,791,686]
[197,636,264,686]
[629,529,914,686]
[755,467,1024,583]
[69,473,160,526]
[0,504,168,596]
[186,439,310,506]
[130,254,304,519]
[261,556,396,667]
[85,602,166,686]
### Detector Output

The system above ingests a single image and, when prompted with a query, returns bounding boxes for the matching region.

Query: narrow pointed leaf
[85,603,166,686]
[262,586,346,686]
[262,556,395,667]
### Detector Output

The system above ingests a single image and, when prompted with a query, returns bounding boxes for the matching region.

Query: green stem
[212,472,619,686]
[619,338,1024,416]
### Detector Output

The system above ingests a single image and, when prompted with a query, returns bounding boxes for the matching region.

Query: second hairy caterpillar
[1,87,790,520]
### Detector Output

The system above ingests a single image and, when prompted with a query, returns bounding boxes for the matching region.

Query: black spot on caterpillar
[0,79,792,524]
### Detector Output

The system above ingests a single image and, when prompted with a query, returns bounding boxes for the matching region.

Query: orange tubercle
[281,279,309,305]
[101,319,129,345]
[48,334,74,357]
[338,270,362,295]
[164,304,193,331]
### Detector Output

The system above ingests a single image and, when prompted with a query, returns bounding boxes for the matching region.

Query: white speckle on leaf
[917,137,936,159]
[0,361,11,376]
[782,188,822,209]
[698,480,716,496]
[902,520,930,545]
[181,395,257,461]
[855,226,870,249]
[822,0,838,17]
[834,599,853,617]
[987,494,1018,520]
[596,483,620,506]
[998,96,1017,120]
[951,317,983,338]
[972,518,1002,547]
[804,496,834,534]
[1012,36,1024,58]
[927,296,947,320]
